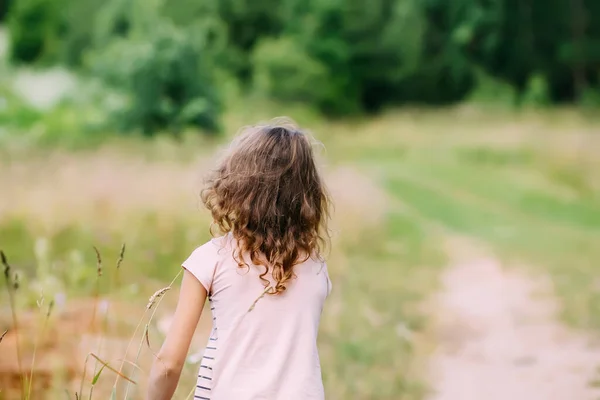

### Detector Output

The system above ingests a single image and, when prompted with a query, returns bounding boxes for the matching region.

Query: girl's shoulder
[189,234,233,256]
[182,235,232,292]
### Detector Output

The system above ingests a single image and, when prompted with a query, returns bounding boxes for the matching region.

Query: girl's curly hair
[202,119,330,295]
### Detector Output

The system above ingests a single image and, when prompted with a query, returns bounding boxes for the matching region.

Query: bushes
[7,0,63,64]
[249,0,474,112]
[56,0,106,66]
[521,73,551,107]
[7,0,125,66]
[5,0,600,121]
[6,0,223,135]
[252,37,335,109]
[0,0,12,21]
[90,22,221,135]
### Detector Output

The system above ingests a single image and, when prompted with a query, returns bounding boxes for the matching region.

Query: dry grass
[0,150,207,233]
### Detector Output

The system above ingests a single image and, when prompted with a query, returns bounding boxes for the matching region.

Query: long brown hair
[202,119,330,294]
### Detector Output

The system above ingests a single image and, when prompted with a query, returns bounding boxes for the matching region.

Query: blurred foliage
[468,68,518,105]
[5,0,600,123]
[89,22,221,135]
[7,0,63,63]
[0,0,12,21]
[6,0,221,135]
[521,73,552,107]
[252,37,335,110]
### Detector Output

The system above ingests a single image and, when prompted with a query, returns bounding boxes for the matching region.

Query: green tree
[0,0,12,21]
[57,0,106,66]
[90,21,222,134]
[7,0,63,63]
[6,0,600,113]
[252,36,333,106]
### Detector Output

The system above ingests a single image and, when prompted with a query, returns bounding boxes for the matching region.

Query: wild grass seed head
[93,246,102,277]
[147,287,171,309]
[116,243,126,270]
[1,250,9,280]
[47,300,55,318]
[13,272,19,291]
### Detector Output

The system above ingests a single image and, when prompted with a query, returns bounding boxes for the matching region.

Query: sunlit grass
[1,106,599,399]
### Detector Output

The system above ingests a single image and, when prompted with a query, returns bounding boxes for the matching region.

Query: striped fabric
[194,298,217,400]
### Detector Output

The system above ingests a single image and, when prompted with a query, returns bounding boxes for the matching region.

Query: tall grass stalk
[1,250,25,397]
[122,324,149,400]
[89,353,136,384]
[88,243,126,399]
[78,247,104,399]
[88,307,112,400]
[184,384,196,400]
[82,351,136,399]
[115,244,126,290]
[113,315,147,391]
[78,353,91,399]
[89,246,103,328]
[26,300,54,399]
[121,270,182,399]
[88,244,127,400]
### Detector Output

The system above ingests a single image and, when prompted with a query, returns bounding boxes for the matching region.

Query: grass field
[1,105,599,399]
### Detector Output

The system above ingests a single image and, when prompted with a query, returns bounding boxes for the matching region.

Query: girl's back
[185,235,331,400]
[147,120,331,400]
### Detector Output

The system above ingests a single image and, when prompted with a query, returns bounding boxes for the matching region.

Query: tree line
[3,0,599,133]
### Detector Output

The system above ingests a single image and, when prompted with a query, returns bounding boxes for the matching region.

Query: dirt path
[427,246,600,400]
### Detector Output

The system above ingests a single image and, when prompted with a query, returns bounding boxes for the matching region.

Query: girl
[147,120,332,400]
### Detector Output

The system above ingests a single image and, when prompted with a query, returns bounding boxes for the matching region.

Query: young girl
[147,120,332,400]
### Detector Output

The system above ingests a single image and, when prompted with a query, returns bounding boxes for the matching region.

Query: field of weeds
[1,106,599,399]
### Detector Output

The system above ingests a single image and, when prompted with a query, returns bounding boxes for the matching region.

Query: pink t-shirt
[182,235,331,400]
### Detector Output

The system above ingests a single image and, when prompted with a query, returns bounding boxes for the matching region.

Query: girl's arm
[147,269,207,400]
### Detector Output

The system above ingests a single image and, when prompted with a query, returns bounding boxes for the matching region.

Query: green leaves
[89,16,222,135]
[91,365,106,385]
[6,0,600,114]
